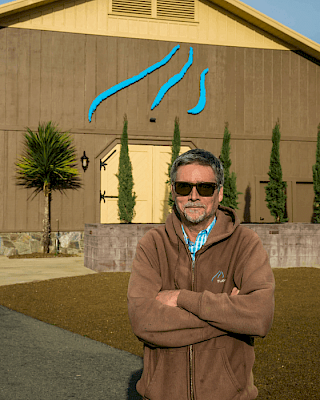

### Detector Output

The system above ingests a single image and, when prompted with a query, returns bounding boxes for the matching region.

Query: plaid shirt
[182,217,216,261]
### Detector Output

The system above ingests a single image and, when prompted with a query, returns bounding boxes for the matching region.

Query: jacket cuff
[177,289,202,316]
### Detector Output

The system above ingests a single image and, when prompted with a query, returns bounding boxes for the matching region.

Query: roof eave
[0,0,58,19]
[208,0,320,61]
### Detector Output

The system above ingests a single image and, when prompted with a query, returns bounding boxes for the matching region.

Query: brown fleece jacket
[127,205,275,400]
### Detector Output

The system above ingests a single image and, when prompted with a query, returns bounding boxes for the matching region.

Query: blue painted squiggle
[151,47,194,110]
[88,45,180,122]
[188,68,209,115]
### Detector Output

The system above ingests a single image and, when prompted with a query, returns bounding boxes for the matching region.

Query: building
[0,0,320,240]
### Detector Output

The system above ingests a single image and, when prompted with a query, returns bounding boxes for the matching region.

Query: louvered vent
[157,0,195,20]
[112,0,152,17]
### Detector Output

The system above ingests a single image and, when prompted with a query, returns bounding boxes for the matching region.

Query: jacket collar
[166,204,240,247]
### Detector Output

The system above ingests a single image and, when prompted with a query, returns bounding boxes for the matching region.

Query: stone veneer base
[0,232,84,256]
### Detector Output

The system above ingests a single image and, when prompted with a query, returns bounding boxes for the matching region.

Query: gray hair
[170,149,224,187]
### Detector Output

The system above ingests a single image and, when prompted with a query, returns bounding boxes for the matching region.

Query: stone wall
[0,232,84,256]
[245,224,320,268]
[84,224,160,272]
[84,223,320,272]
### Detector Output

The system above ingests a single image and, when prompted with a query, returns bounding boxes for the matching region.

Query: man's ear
[171,183,175,201]
[218,186,223,203]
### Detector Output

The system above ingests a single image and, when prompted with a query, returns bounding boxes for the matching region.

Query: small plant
[312,123,320,223]
[167,117,181,208]
[15,122,81,253]
[265,120,288,223]
[116,115,136,223]
[220,122,240,209]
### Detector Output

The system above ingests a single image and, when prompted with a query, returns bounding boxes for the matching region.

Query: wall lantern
[81,151,89,172]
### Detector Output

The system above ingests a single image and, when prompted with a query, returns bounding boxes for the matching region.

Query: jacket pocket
[143,348,189,400]
[194,348,243,400]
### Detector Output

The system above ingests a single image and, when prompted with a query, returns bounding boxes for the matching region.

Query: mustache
[183,202,205,209]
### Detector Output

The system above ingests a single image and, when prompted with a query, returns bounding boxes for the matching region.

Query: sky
[0,0,319,45]
[243,0,320,44]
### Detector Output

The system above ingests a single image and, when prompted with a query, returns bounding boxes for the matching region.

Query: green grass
[0,268,319,399]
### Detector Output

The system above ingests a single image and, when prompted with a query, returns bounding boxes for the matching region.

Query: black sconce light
[150,118,156,122]
[81,151,89,172]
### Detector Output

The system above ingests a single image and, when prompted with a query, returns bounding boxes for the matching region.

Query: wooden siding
[0,28,319,231]
[0,0,290,50]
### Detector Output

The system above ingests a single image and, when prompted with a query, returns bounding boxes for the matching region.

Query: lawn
[0,267,319,399]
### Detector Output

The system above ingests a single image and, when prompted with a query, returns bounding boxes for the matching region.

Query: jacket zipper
[189,257,196,400]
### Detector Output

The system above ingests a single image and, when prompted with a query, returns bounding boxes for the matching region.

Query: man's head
[171,149,224,226]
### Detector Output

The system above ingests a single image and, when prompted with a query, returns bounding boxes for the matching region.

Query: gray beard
[176,201,209,224]
[183,208,206,224]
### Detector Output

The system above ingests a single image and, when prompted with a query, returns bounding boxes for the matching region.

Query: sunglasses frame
[174,181,218,197]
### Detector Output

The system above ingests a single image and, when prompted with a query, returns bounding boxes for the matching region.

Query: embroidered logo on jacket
[211,271,226,283]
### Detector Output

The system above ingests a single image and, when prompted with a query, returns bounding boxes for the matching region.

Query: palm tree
[16,122,81,253]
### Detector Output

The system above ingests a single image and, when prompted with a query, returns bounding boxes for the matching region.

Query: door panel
[100,144,190,223]
[153,145,190,223]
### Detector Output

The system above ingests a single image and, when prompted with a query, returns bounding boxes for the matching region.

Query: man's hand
[156,290,181,307]
[231,287,239,296]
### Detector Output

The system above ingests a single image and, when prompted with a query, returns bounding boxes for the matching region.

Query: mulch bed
[0,268,319,399]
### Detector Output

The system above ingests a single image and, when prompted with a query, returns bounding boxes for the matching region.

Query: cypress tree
[220,122,240,209]
[312,123,320,223]
[116,115,136,223]
[167,117,181,208]
[265,120,287,223]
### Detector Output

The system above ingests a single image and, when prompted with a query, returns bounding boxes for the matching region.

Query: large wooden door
[100,144,190,223]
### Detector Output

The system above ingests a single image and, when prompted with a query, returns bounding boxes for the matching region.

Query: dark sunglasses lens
[197,183,216,196]
[175,182,217,196]
[175,182,192,196]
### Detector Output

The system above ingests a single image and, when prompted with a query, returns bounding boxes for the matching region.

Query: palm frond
[16,122,82,196]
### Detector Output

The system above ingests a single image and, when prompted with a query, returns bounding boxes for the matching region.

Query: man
[127,149,275,400]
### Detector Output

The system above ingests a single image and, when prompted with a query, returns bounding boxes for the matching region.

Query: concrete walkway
[0,255,96,286]
[0,255,144,399]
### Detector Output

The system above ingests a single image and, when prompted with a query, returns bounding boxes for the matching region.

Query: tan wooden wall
[0,27,319,231]
[0,0,289,51]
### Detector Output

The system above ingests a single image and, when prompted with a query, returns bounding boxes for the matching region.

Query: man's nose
[188,186,200,200]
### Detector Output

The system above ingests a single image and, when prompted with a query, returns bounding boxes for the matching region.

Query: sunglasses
[174,181,218,197]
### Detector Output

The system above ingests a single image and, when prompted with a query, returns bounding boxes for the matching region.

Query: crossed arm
[128,233,274,347]
[156,287,239,307]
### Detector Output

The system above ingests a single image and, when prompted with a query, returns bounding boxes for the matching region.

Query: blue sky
[243,0,320,44]
[0,0,319,44]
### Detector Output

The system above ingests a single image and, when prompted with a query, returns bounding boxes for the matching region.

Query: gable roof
[1,0,320,62]
[208,0,320,62]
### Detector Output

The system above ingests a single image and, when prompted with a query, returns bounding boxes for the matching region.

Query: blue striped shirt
[182,217,217,261]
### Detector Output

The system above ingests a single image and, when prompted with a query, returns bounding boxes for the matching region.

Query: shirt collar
[182,216,216,245]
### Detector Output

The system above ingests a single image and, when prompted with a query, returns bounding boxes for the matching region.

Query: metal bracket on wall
[100,149,116,170]
[100,191,118,203]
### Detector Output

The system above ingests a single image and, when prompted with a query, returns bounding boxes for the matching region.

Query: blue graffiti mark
[188,68,209,115]
[211,270,224,281]
[151,47,194,110]
[88,45,180,122]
